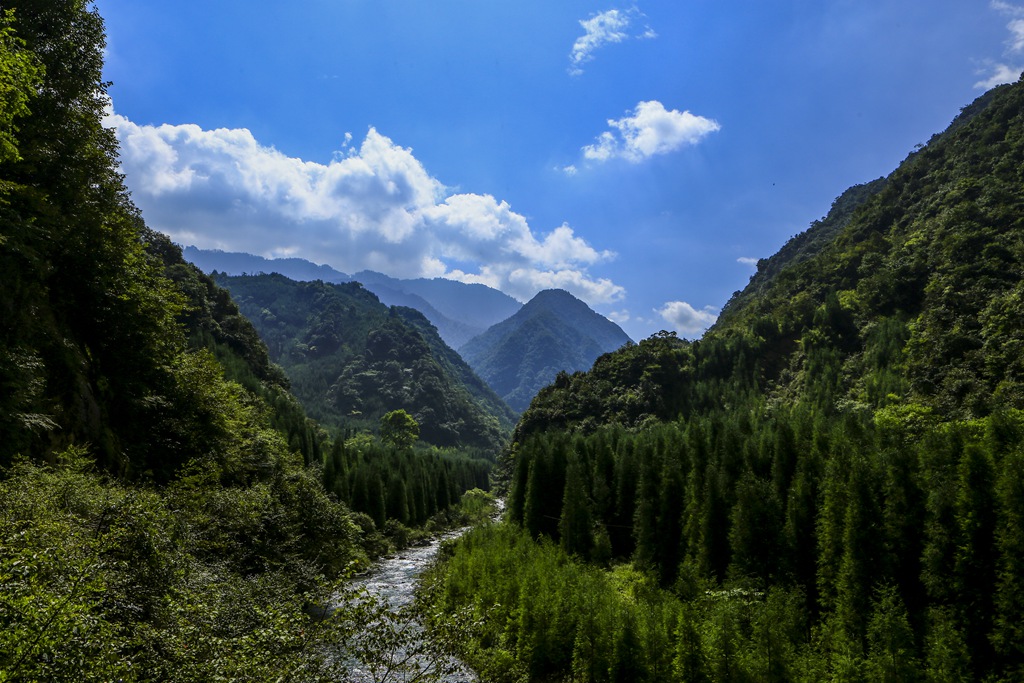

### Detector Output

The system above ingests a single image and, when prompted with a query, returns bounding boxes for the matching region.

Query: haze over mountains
[185,246,521,348]
[185,247,631,413]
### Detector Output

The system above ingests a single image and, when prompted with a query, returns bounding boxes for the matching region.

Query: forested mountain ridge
[518,76,1024,438]
[183,246,522,348]
[213,272,515,453]
[459,288,632,413]
[425,76,1024,682]
[183,245,352,283]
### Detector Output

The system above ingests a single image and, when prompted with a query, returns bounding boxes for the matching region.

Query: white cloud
[1011,18,1024,51]
[657,301,718,338]
[975,61,1024,89]
[607,309,631,324]
[582,101,720,163]
[105,112,624,305]
[976,2,1024,88]
[737,256,759,266]
[569,7,656,76]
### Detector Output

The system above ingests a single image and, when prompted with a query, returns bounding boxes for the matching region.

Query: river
[336,528,478,683]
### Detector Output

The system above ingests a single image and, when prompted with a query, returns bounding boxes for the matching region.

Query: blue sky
[97,0,1024,341]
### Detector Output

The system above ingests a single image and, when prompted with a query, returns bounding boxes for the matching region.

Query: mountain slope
[425,74,1024,683]
[364,281,485,349]
[463,76,1024,683]
[460,289,632,412]
[519,77,1024,438]
[0,5,367,678]
[214,273,514,453]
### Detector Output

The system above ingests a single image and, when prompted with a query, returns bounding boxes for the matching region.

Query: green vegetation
[424,75,1024,682]
[215,272,515,453]
[322,431,490,534]
[432,413,1022,681]
[0,2,488,678]
[381,408,421,450]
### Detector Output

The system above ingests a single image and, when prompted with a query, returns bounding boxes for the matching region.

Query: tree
[0,10,42,165]
[991,446,1024,674]
[380,409,419,450]
[865,585,919,683]
[559,456,593,558]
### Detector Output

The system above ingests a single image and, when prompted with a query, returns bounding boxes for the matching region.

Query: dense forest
[0,2,488,679]
[422,75,1024,681]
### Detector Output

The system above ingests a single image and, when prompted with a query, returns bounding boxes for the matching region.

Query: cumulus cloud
[657,301,718,338]
[569,7,656,76]
[737,256,759,266]
[106,112,624,305]
[976,1,1024,88]
[582,101,720,163]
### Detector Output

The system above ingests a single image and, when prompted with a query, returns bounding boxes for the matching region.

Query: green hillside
[214,272,515,454]
[424,76,1024,682]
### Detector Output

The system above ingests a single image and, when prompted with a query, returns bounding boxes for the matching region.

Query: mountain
[518,78,1024,439]
[183,245,352,283]
[181,247,522,348]
[459,289,632,412]
[435,77,1024,682]
[353,270,522,334]
[358,279,488,349]
[213,272,516,453]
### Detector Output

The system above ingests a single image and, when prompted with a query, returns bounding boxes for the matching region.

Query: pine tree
[632,448,660,570]
[865,586,919,683]
[559,456,594,558]
[991,446,1024,675]
[923,607,971,683]
[952,443,997,665]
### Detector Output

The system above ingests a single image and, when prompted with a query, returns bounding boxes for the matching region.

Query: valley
[2,1,1024,681]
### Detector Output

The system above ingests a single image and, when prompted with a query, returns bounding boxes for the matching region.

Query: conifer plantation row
[323,435,491,530]
[425,411,1024,681]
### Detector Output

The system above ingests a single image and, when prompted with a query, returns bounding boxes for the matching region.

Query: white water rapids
[337,528,478,683]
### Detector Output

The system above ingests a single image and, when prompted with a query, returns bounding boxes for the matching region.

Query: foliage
[0,448,361,681]
[427,406,1024,683]
[0,9,41,165]
[381,408,421,450]
[322,433,491,531]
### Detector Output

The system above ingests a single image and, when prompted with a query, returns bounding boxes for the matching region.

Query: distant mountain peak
[459,289,632,413]
[524,288,581,306]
